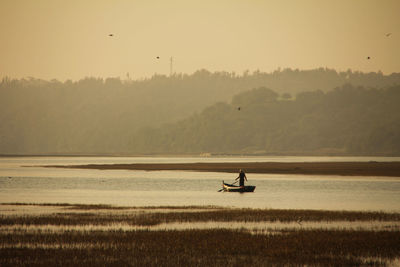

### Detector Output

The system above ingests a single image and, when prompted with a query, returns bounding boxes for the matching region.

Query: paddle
[218,180,225,192]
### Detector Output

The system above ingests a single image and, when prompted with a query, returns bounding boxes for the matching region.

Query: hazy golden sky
[0,0,399,80]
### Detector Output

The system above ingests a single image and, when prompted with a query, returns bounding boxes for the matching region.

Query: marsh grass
[1,208,400,226]
[1,204,400,266]
[135,209,400,225]
[1,229,399,266]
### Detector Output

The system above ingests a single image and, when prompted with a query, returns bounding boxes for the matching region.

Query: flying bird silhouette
[237,107,241,111]
[297,217,303,226]
[156,56,160,59]
[367,56,371,60]
[386,33,392,37]
[108,34,114,37]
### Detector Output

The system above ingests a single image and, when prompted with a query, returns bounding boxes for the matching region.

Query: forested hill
[130,85,400,156]
[0,68,400,155]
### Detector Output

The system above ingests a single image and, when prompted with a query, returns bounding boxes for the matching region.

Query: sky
[0,0,399,81]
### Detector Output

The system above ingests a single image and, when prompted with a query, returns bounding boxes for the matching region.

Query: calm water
[0,156,399,211]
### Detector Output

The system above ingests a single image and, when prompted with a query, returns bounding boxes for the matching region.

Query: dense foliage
[0,68,399,155]
[131,85,400,155]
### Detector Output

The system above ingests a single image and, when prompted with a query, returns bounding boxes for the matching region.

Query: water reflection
[0,157,399,211]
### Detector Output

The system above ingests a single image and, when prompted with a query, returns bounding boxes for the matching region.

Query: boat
[221,181,256,192]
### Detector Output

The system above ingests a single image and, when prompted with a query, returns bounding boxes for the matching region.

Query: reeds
[1,229,399,266]
[1,204,400,266]
[2,208,400,226]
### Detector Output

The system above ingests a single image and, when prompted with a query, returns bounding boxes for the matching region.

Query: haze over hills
[132,84,400,156]
[1,68,400,155]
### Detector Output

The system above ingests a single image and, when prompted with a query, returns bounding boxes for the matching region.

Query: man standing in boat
[235,169,247,187]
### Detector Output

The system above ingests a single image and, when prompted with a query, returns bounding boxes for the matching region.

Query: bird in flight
[108,34,114,37]
[297,217,303,226]
[156,56,160,59]
[237,107,241,111]
[386,33,392,37]
[367,56,371,60]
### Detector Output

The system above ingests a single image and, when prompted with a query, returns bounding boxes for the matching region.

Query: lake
[0,156,399,211]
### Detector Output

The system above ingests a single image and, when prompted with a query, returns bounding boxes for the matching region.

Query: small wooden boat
[221,181,256,192]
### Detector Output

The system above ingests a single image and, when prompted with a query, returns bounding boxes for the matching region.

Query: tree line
[130,84,400,156]
[0,68,399,155]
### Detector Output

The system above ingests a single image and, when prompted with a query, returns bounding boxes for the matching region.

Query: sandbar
[47,161,400,177]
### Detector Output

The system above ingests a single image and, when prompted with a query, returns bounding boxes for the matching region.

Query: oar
[218,180,225,192]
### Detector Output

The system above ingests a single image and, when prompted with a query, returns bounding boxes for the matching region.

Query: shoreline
[46,161,400,177]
